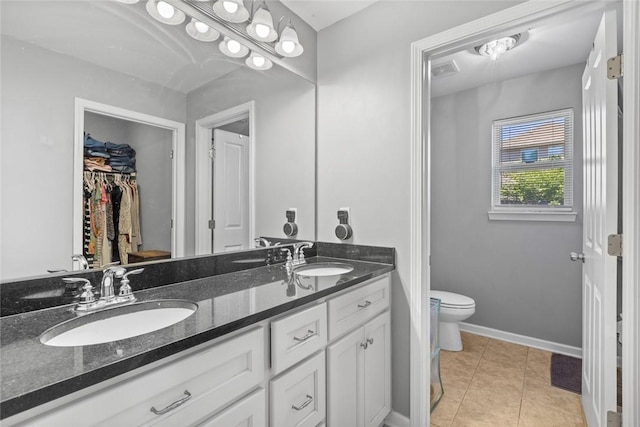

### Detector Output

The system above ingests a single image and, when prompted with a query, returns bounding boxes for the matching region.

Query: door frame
[408,1,640,426]
[194,101,255,255]
[73,97,186,260]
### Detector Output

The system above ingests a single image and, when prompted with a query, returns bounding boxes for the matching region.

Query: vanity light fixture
[246,3,278,42]
[146,0,186,25]
[186,18,220,42]
[275,21,303,57]
[219,36,250,58]
[212,0,250,23]
[115,0,140,4]
[475,34,521,61]
[245,51,273,70]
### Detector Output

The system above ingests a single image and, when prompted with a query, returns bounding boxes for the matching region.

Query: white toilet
[431,290,476,352]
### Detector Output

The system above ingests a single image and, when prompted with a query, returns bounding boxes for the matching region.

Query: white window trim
[489,108,576,221]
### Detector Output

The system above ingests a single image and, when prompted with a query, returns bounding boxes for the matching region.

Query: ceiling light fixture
[219,36,250,58]
[275,21,303,57]
[118,0,304,72]
[246,3,277,42]
[475,34,521,61]
[186,18,220,42]
[246,51,273,70]
[212,0,250,23]
[146,0,186,25]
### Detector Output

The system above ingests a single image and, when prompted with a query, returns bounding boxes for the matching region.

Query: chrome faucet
[100,266,127,303]
[62,266,143,312]
[71,254,89,270]
[293,242,314,265]
[254,237,271,247]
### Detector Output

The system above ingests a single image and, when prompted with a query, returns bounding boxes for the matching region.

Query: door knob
[570,252,585,263]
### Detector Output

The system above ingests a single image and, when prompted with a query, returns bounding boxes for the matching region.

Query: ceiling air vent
[431,60,459,79]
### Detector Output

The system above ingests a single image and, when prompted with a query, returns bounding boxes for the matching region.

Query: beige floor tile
[525,358,551,384]
[441,350,482,373]
[522,376,583,415]
[527,348,552,365]
[467,371,524,405]
[518,399,585,427]
[451,404,518,427]
[431,396,461,427]
[461,332,489,355]
[477,357,527,380]
[462,385,522,416]
[487,338,529,357]
[441,368,472,401]
[482,346,528,372]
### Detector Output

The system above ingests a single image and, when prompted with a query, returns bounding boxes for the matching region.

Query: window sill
[488,210,578,222]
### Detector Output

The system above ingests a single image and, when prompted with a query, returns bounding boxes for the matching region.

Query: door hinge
[170,219,174,229]
[170,149,174,159]
[607,54,623,80]
[209,145,215,159]
[208,219,215,230]
[607,234,622,257]
[607,410,622,427]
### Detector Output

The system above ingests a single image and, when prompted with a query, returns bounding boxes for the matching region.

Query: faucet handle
[118,268,144,301]
[63,278,95,304]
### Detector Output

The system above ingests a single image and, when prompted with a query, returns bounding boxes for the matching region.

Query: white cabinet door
[198,388,265,427]
[362,311,391,427]
[327,327,364,427]
[327,311,391,427]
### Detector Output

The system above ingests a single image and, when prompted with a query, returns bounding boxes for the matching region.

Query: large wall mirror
[0,0,316,281]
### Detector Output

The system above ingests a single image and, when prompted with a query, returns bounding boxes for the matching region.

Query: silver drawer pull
[357,300,372,309]
[292,394,314,411]
[150,390,192,415]
[293,329,316,342]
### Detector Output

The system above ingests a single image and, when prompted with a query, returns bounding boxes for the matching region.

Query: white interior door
[212,129,249,253]
[581,10,618,427]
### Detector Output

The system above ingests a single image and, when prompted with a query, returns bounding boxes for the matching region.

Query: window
[490,109,576,221]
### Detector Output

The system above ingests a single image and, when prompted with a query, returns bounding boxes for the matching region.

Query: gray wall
[0,36,186,279]
[430,63,585,347]
[316,0,522,417]
[185,66,316,250]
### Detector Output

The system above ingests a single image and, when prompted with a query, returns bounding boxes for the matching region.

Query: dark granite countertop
[0,255,394,420]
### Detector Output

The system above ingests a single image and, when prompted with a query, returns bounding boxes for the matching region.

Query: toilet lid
[431,290,475,308]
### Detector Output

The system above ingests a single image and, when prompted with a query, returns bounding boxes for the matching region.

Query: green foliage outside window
[500,168,565,206]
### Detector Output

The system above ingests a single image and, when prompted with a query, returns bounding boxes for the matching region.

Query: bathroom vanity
[0,243,394,426]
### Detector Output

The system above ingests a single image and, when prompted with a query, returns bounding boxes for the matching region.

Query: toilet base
[439,321,463,351]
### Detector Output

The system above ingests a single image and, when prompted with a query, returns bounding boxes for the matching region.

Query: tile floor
[431,332,586,427]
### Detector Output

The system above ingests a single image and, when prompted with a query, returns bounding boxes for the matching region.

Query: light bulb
[157,1,175,19]
[227,39,241,54]
[223,0,238,13]
[255,23,270,39]
[252,55,266,67]
[281,40,295,54]
[194,21,209,33]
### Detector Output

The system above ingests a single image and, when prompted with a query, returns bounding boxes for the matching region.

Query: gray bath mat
[550,353,582,394]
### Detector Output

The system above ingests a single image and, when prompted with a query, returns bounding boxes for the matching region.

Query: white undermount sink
[40,299,198,347]
[293,262,354,277]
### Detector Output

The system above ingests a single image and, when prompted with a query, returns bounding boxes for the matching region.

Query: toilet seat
[431,290,475,308]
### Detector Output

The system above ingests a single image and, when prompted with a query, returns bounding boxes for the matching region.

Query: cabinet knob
[360,341,369,350]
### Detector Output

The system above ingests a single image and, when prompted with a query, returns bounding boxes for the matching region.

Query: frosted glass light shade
[245,51,272,70]
[246,6,277,42]
[212,0,249,23]
[145,0,185,25]
[275,25,303,57]
[186,18,220,42]
[219,37,249,58]
[476,35,520,61]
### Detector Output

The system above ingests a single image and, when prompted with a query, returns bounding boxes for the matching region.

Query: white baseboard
[459,322,582,359]
[384,410,410,427]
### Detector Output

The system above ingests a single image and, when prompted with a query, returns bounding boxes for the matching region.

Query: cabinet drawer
[270,351,326,427]
[327,274,390,341]
[198,388,266,427]
[271,303,327,374]
[26,327,265,427]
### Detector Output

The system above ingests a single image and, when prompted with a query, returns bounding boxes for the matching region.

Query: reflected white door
[212,129,249,252]
[581,10,618,427]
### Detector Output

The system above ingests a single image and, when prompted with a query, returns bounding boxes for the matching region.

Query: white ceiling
[279,0,380,31]
[430,8,606,98]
